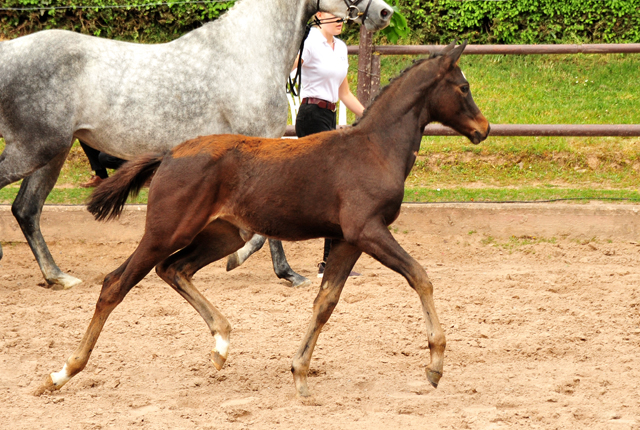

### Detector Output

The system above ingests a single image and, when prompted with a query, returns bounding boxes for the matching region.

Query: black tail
[87,153,164,221]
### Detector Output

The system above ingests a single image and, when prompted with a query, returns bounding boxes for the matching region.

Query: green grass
[371,53,640,125]
[0,186,149,205]
[403,187,640,203]
[480,235,558,253]
[0,53,638,205]
[3,184,635,205]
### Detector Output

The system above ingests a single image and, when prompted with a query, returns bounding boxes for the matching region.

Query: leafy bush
[1,0,638,44]
[397,0,640,44]
[0,0,234,42]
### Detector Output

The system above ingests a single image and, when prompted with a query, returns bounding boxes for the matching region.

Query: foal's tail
[87,153,164,221]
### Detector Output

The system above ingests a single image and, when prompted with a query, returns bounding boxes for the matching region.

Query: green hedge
[1,0,639,44]
[397,0,640,44]
[0,0,235,42]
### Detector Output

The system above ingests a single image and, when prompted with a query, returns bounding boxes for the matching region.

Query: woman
[294,12,365,277]
[79,141,126,188]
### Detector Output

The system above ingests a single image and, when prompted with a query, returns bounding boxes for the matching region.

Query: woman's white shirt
[300,27,349,104]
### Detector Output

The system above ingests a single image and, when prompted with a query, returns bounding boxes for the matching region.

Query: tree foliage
[397,0,640,44]
[1,0,638,43]
[0,0,234,42]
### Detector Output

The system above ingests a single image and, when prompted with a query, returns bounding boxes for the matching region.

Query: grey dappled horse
[0,0,393,289]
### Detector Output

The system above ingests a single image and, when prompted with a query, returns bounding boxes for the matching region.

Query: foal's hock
[37,42,489,397]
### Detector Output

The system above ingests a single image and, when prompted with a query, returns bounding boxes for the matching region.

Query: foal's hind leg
[157,220,245,370]
[34,255,139,395]
[12,148,82,289]
[291,240,361,397]
[36,224,194,394]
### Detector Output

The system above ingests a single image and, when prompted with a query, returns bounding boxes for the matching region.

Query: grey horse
[0,0,393,289]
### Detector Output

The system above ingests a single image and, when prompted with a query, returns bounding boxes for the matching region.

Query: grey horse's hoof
[48,273,83,290]
[290,274,311,288]
[226,253,241,271]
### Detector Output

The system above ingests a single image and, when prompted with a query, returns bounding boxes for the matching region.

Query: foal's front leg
[356,223,446,388]
[291,240,361,397]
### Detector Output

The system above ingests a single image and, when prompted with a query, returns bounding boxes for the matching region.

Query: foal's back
[161,132,354,240]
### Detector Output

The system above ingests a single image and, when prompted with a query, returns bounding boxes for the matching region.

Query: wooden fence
[286,29,640,138]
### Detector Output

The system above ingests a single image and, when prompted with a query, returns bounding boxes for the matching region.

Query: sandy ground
[0,222,639,429]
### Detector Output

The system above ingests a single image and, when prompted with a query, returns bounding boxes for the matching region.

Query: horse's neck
[183,0,314,76]
[357,70,432,172]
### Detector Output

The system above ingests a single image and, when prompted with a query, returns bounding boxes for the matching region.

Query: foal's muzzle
[471,123,490,145]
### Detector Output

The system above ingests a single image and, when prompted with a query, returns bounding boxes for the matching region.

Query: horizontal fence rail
[284,124,640,137]
[346,39,640,138]
[347,43,640,56]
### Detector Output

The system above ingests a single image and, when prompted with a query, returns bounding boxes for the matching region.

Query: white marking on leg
[214,334,229,359]
[50,364,71,388]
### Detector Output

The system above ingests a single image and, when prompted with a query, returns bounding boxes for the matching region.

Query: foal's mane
[353,52,442,126]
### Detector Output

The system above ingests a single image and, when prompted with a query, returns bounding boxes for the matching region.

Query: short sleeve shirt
[300,27,349,104]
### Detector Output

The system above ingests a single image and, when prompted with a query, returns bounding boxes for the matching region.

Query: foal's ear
[443,40,467,70]
[440,39,457,55]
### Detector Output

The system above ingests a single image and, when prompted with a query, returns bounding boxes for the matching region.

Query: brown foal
[36,41,489,397]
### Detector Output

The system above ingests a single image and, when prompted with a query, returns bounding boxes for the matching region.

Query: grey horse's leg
[226,233,266,271]
[268,239,310,287]
[12,147,81,289]
[226,235,310,288]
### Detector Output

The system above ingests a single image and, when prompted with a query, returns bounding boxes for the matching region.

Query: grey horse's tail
[87,153,164,221]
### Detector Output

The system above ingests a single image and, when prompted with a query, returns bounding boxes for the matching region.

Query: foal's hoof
[211,350,227,371]
[33,375,58,396]
[426,368,443,388]
[295,384,312,398]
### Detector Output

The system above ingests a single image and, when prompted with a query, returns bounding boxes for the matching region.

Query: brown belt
[301,97,337,112]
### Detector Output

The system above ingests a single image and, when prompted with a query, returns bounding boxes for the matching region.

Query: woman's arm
[338,77,365,118]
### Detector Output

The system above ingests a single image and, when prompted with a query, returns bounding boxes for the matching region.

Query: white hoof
[49,273,82,290]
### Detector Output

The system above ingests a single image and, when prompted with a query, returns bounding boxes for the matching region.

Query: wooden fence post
[371,53,381,99]
[356,26,373,106]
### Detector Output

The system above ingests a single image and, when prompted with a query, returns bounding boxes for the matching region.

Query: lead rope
[286,20,315,97]
[286,13,347,96]
[287,0,373,96]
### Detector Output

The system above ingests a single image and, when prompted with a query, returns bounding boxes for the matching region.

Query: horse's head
[318,0,393,31]
[426,41,490,145]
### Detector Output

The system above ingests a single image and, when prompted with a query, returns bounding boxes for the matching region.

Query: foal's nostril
[473,130,484,144]
[381,9,392,19]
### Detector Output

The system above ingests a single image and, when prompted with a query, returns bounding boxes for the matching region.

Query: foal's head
[423,41,490,144]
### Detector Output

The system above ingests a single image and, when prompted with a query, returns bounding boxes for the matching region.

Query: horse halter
[314,0,375,25]
[343,0,374,23]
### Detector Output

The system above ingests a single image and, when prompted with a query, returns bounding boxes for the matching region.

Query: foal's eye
[460,85,470,94]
